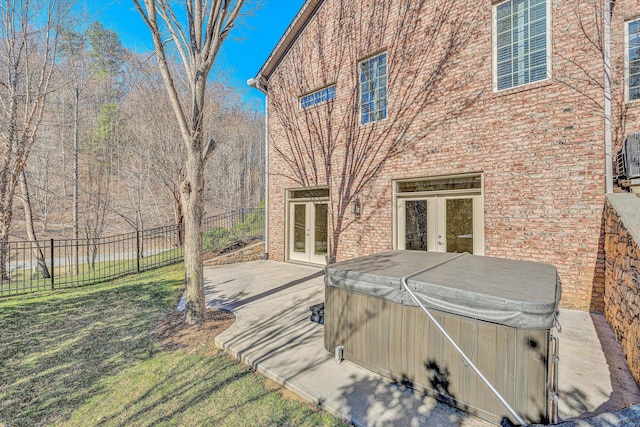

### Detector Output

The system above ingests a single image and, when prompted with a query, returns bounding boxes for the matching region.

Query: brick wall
[262,0,640,311]
[604,194,640,386]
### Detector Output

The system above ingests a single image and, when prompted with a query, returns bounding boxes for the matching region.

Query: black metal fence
[0,207,264,297]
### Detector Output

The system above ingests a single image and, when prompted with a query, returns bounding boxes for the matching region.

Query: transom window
[627,20,640,101]
[359,52,387,125]
[301,85,336,109]
[494,0,549,91]
[289,188,329,199]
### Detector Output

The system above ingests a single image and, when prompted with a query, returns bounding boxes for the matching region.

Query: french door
[397,194,483,255]
[289,201,329,264]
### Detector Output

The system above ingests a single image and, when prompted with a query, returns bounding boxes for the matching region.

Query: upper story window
[301,85,336,109]
[494,0,549,91]
[359,52,387,125]
[627,20,640,102]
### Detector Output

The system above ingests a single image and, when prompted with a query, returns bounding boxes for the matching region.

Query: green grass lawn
[0,265,347,427]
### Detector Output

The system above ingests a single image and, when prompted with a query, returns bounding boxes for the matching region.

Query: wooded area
[0,0,263,251]
[0,0,259,326]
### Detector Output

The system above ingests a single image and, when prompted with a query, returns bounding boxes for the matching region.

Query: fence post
[241,208,246,224]
[136,230,141,274]
[50,239,54,290]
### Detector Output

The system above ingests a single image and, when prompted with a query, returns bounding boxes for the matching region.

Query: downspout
[604,0,614,193]
[248,76,269,260]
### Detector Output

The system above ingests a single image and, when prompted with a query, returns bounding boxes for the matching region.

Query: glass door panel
[399,195,482,255]
[310,203,329,264]
[445,198,474,254]
[314,203,328,256]
[405,200,428,251]
[293,204,307,253]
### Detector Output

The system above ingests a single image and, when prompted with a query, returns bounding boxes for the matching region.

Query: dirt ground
[151,309,235,355]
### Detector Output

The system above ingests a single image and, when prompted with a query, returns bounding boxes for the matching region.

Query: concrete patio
[197,260,640,426]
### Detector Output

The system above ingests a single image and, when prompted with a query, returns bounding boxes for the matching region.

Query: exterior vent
[616,133,640,180]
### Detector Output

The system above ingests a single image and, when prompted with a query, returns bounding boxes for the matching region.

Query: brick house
[249,0,640,311]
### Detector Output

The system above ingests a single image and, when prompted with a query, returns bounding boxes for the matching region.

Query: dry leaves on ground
[151,309,235,355]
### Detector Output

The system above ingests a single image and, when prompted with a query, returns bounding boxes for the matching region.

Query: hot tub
[324,251,561,425]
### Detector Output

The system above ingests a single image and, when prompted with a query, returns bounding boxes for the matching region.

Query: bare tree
[133,0,245,324]
[26,142,59,233]
[123,58,187,240]
[0,0,70,279]
[267,0,483,261]
[553,1,627,153]
[207,106,265,211]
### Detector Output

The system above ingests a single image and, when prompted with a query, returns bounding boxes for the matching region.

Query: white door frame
[286,189,330,265]
[394,174,484,255]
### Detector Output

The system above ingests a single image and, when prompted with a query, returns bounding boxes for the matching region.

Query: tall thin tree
[133,0,245,324]
[0,0,70,280]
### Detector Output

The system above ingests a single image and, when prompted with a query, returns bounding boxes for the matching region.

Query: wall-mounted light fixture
[353,197,361,219]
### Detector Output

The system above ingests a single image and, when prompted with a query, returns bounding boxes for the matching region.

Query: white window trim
[358,51,388,125]
[492,0,553,93]
[625,19,640,103]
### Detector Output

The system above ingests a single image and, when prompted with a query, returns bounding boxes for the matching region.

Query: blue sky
[88,1,306,110]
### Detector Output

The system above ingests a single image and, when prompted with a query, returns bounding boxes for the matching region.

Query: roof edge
[250,0,325,85]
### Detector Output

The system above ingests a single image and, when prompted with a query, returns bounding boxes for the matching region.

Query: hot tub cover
[324,251,561,329]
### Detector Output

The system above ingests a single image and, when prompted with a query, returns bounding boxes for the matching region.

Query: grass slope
[0,265,346,427]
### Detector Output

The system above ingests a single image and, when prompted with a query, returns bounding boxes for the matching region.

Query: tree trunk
[73,87,79,275]
[181,147,206,325]
[0,209,12,282]
[182,73,207,325]
[18,169,50,279]
[173,188,184,246]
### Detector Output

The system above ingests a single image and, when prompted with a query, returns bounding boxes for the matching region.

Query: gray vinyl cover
[324,251,561,329]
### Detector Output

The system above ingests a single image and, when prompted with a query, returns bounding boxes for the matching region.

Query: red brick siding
[264,0,640,311]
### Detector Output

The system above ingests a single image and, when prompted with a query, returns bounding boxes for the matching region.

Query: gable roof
[249,0,325,86]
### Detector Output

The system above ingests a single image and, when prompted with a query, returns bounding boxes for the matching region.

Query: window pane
[630,61,640,76]
[497,60,513,76]
[495,0,547,91]
[498,75,512,90]
[398,176,482,193]
[497,46,512,62]
[360,53,388,124]
[291,188,330,199]
[530,3,546,21]
[530,18,546,37]
[497,31,512,48]
[497,2,511,19]
[530,49,546,67]
[301,85,336,109]
[530,66,547,81]
[629,21,640,100]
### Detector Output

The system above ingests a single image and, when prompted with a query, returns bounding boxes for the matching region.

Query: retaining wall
[203,242,265,267]
[604,194,640,387]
